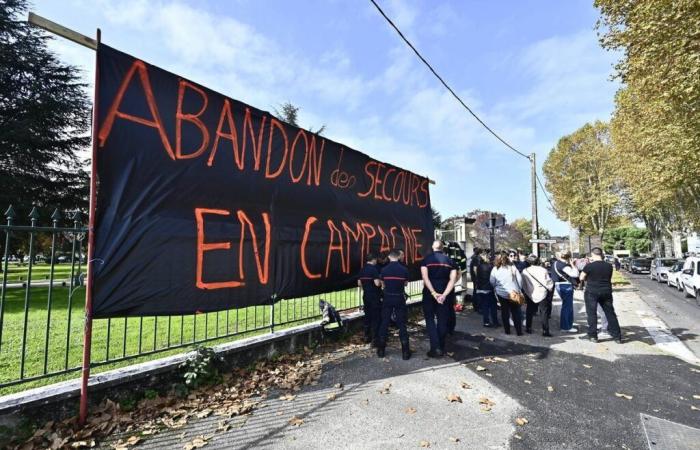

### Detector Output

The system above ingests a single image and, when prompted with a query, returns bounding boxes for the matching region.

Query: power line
[368,0,530,160]
[536,172,557,212]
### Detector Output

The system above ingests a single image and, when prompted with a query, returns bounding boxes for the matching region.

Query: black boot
[401,341,411,360]
[377,343,386,358]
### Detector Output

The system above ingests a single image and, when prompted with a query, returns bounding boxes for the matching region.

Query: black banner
[93,44,433,317]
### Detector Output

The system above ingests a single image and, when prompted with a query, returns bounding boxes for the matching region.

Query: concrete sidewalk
[102,286,700,449]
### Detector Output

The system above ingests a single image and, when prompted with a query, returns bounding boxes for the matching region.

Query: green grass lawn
[612,270,630,285]
[0,279,424,395]
[1,263,78,283]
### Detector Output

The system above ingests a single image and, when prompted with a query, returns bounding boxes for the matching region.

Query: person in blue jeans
[475,252,499,327]
[550,251,579,333]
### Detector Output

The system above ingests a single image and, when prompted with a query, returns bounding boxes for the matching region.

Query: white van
[680,256,700,306]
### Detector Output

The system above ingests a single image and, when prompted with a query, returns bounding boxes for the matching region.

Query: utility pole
[530,153,539,256]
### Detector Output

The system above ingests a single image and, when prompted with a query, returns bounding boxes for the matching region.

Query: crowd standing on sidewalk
[355,242,624,362]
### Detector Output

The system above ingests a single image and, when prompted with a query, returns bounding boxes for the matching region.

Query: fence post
[270,294,276,333]
[19,207,40,380]
[0,205,16,352]
[79,27,101,426]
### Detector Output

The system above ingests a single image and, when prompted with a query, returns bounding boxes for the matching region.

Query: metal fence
[0,205,424,393]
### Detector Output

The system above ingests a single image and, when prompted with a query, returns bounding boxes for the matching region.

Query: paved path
[116,278,700,449]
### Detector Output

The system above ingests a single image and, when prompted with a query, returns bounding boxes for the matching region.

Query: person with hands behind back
[421,240,458,358]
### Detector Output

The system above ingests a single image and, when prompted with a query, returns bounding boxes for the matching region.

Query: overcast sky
[33,0,620,236]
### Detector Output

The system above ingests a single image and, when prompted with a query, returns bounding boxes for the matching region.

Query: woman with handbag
[489,250,525,335]
[521,254,555,336]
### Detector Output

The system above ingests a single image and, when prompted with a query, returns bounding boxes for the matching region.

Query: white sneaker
[562,327,579,333]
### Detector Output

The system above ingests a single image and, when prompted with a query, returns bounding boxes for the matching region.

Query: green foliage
[431,207,442,230]
[543,121,622,239]
[143,389,158,400]
[510,218,550,250]
[180,345,223,389]
[595,0,700,235]
[0,0,91,216]
[602,226,651,256]
[274,101,326,135]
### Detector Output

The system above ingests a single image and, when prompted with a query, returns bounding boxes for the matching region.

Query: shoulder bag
[508,266,526,306]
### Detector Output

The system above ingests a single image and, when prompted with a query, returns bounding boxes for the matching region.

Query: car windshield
[632,259,651,266]
[660,260,676,267]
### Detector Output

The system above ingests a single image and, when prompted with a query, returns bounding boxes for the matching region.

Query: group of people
[470,246,623,343]
[356,241,624,362]
[357,241,460,360]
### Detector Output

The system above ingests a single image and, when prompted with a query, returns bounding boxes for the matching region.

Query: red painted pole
[79,28,101,426]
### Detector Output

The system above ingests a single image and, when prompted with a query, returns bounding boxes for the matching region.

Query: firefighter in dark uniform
[377,249,411,360]
[357,253,382,345]
[421,240,459,357]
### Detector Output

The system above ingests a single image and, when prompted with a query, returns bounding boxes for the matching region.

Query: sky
[32,0,620,236]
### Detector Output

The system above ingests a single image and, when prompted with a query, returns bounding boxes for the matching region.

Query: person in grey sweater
[489,251,524,335]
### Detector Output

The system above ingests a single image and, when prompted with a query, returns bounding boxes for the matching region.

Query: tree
[466,210,525,251]
[0,0,91,219]
[543,121,622,240]
[431,207,441,230]
[510,218,550,250]
[602,226,651,256]
[273,101,326,135]
[596,0,700,246]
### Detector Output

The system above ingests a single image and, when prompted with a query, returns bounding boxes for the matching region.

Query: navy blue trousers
[378,297,408,344]
[422,291,449,351]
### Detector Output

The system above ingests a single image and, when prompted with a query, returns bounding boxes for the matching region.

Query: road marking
[636,310,700,365]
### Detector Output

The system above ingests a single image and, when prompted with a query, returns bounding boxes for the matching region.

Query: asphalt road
[625,272,700,358]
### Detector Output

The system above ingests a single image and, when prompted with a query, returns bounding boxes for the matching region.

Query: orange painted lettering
[176,80,210,159]
[98,60,174,160]
[301,217,321,279]
[207,99,239,167]
[195,208,243,290]
[265,118,289,179]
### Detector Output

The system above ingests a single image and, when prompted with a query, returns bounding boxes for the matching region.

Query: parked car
[629,258,652,274]
[680,256,700,305]
[650,258,679,282]
[667,261,685,290]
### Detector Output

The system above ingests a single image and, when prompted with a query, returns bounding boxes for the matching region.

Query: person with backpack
[489,250,525,335]
[550,251,579,333]
[521,254,555,336]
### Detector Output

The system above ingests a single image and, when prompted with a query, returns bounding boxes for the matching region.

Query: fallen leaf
[494,357,509,362]
[126,436,140,446]
[405,407,417,414]
[615,393,633,400]
[476,365,487,372]
[478,396,495,412]
[547,386,554,392]
[584,379,592,385]
[485,337,495,341]
[288,416,304,427]
[378,383,392,394]
[583,364,592,368]
[279,394,296,401]
[693,395,700,400]
[515,417,529,426]
[334,383,344,389]
[446,393,462,403]
[524,380,532,384]
[448,436,460,442]
[326,393,337,401]
[446,352,455,357]
[514,434,523,440]
[183,436,208,450]
[460,381,471,390]
[361,399,369,406]
[420,440,431,447]
[691,406,699,411]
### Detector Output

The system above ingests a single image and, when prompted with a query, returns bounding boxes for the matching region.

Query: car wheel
[696,290,700,307]
[685,287,694,298]
[679,283,684,292]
